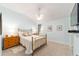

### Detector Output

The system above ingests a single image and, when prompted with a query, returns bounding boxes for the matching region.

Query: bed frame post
[45,34,47,45]
[32,37,33,56]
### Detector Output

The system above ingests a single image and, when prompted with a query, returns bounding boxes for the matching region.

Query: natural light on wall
[6,24,18,36]
[32,27,37,33]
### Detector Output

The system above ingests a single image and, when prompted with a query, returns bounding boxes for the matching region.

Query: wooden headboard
[18,28,32,33]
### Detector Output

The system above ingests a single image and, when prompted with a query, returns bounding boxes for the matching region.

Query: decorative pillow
[32,33,38,35]
[22,32,30,36]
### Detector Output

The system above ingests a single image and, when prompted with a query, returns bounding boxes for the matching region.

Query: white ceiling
[0,3,75,22]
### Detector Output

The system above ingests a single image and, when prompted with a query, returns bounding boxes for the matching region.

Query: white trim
[48,39,69,46]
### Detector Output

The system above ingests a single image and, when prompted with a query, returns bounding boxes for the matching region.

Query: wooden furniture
[4,35,20,49]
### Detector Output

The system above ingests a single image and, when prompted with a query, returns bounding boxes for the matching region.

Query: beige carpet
[2,45,26,56]
[33,41,72,56]
[2,41,72,56]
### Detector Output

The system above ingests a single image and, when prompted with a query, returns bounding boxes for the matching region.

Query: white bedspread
[20,35,46,54]
[20,35,32,54]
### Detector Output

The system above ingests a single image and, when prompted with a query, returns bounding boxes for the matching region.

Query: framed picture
[57,25,63,31]
[47,25,53,32]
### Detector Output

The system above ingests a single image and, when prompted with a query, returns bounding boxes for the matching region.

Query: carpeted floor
[2,41,72,56]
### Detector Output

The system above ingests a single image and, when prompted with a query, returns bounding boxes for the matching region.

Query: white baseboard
[48,39,69,46]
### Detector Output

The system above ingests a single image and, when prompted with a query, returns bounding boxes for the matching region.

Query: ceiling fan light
[37,17,41,20]
[37,14,44,20]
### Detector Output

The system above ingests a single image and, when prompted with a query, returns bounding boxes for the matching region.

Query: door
[0,14,2,56]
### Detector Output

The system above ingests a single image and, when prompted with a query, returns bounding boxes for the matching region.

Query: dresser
[4,35,20,49]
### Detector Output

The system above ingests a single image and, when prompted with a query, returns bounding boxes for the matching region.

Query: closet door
[0,14,2,56]
[0,14,2,34]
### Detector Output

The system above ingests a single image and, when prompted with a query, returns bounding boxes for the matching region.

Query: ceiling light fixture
[36,7,43,20]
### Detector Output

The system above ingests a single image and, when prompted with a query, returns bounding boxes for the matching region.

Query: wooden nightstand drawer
[4,36,20,49]
[4,39,10,49]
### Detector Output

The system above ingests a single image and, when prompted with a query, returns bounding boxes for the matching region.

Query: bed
[20,35,47,55]
[18,29,47,55]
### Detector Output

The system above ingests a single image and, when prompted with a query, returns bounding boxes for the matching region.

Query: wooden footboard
[45,34,47,45]
[32,34,47,55]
